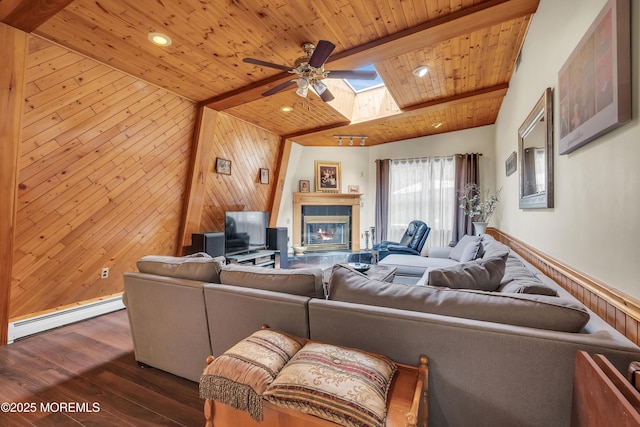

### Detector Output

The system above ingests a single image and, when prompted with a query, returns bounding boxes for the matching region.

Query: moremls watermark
[1,401,101,413]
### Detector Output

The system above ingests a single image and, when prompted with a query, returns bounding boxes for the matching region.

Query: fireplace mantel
[293,192,361,251]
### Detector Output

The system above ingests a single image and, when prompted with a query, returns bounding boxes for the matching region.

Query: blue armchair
[374,220,431,261]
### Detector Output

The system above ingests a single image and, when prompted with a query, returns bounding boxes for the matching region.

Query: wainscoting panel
[489,229,640,346]
[11,35,197,319]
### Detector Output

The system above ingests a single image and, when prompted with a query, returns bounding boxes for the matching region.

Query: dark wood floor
[0,309,203,426]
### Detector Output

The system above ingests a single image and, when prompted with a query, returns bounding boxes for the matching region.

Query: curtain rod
[377,153,482,163]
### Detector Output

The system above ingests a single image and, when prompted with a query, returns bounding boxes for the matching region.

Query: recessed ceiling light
[280,106,293,112]
[413,65,430,78]
[148,32,172,46]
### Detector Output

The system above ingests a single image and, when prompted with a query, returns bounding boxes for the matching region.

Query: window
[387,156,455,248]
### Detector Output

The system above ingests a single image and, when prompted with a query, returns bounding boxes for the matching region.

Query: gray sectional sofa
[123,235,640,427]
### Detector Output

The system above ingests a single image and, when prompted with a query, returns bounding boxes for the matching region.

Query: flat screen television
[224,211,269,256]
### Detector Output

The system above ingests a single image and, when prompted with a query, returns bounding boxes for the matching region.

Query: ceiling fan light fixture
[148,32,172,46]
[296,86,308,97]
[413,65,429,78]
[312,80,327,95]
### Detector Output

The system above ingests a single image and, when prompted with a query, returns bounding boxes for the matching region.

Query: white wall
[277,125,496,248]
[494,0,640,299]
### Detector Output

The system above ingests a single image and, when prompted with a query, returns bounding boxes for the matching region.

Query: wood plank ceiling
[3,0,539,146]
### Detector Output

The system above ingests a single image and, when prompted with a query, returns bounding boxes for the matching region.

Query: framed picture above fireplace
[315,161,341,193]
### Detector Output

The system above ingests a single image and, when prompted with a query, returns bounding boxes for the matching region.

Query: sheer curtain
[387,156,455,248]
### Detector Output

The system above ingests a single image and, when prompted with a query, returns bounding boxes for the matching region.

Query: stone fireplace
[293,192,361,252]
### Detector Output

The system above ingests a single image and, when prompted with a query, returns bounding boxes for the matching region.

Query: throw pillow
[263,342,397,427]
[199,329,304,421]
[449,235,482,262]
[428,252,508,291]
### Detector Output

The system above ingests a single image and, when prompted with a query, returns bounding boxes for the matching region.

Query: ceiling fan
[243,40,378,102]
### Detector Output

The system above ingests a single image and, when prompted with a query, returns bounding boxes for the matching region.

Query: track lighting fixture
[333,135,368,146]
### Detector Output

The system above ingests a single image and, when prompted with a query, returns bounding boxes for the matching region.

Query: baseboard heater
[7,296,125,344]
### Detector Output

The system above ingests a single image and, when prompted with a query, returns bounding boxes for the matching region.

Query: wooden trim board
[489,228,640,346]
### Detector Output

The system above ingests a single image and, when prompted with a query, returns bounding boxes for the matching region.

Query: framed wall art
[505,151,517,176]
[260,168,269,184]
[299,180,310,192]
[558,0,630,155]
[216,158,231,175]
[315,161,341,193]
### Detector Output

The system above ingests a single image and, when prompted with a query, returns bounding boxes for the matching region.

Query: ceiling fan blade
[326,70,378,80]
[262,80,297,96]
[243,57,292,72]
[308,40,336,68]
[318,87,335,102]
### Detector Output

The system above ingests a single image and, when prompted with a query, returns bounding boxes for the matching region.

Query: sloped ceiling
[2,0,538,146]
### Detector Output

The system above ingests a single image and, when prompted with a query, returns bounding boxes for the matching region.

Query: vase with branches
[458,183,502,224]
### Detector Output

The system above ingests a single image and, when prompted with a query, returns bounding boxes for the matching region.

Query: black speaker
[267,227,289,268]
[190,232,225,257]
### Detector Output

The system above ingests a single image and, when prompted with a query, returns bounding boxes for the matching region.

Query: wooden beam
[177,106,219,254]
[268,137,293,227]
[202,0,538,111]
[0,22,28,346]
[286,84,509,141]
[0,0,75,33]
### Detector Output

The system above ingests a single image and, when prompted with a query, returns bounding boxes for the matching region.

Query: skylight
[344,64,385,93]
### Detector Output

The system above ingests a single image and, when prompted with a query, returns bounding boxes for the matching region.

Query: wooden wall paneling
[177,106,219,253]
[489,228,640,347]
[10,36,197,319]
[0,23,28,345]
[200,113,281,233]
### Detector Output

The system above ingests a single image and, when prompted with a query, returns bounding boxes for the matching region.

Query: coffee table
[322,263,397,284]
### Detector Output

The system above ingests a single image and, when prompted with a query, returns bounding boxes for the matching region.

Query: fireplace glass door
[303,215,350,251]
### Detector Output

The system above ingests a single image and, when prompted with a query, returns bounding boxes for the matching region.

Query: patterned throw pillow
[263,342,397,427]
[199,329,304,421]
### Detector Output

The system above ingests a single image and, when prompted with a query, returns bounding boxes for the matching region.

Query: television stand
[226,250,280,268]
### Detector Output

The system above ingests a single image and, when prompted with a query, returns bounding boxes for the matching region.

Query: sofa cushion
[136,253,226,283]
[220,264,325,298]
[200,329,304,421]
[263,342,396,427]
[427,252,508,291]
[497,254,559,296]
[499,280,559,296]
[379,254,459,276]
[480,235,510,259]
[449,235,483,262]
[328,264,589,332]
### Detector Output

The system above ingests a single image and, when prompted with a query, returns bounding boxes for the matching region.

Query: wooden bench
[202,353,428,427]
